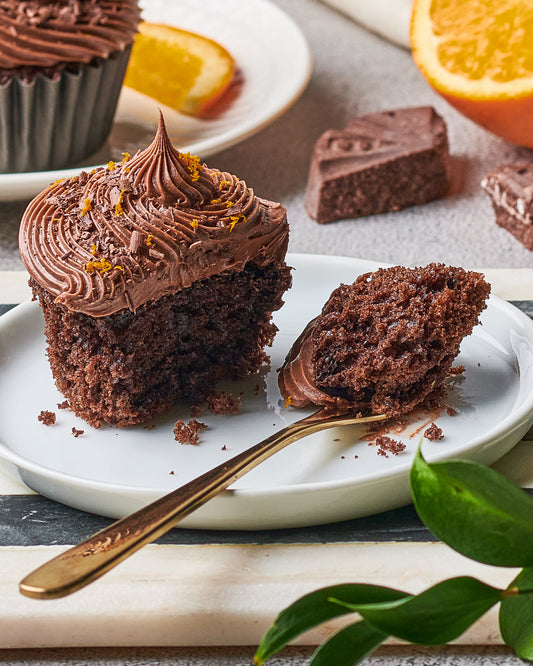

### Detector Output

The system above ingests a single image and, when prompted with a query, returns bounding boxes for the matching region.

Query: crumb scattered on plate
[424,423,444,440]
[374,435,406,458]
[174,419,208,445]
[38,410,56,426]
[207,391,241,414]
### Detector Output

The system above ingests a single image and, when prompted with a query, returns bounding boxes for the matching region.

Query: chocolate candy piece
[305,106,450,224]
[482,163,533,251]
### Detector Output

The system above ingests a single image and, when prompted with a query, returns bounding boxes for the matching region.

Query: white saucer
[1,254,532,530]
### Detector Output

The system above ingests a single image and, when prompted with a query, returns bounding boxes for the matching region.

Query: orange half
[124,22,236,117]
[410,0,533,147]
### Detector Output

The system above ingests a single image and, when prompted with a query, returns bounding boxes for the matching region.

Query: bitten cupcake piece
[482,163,533,251]
[19,114,291,428]
[305,106,450,224]
[279,264,490,417]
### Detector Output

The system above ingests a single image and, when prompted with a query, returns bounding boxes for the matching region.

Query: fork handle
[20,412,385,599]
[18,412,369,599]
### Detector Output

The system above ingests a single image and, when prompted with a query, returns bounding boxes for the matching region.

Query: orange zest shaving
[121,152,132,173]
[227,214,247,231]
[146,234,153,246]
[91,244,97,255]
[284,396,293,408]
[85,257,112,273]
[225,200,234,208]
[210,198,222,204]
[85,257,123,274]
[178,152,202,181]
[115,189,126,216]
[219,179,230,190]
[80,198,92,216]
[107,161,116,171]
[190,218,199,230]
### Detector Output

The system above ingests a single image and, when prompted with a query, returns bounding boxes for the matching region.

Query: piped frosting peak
[19,115,289,317]
[127,113,211,206]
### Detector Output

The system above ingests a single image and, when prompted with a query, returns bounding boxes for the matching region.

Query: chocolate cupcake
[19,114,292,427]
[0,0,140,173]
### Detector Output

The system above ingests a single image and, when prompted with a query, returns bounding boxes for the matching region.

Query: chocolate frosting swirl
[0,0,140,69]
[19,114,289,317]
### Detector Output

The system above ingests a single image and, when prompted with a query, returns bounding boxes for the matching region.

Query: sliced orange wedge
[124,22,236,117]
[410,0,533,147]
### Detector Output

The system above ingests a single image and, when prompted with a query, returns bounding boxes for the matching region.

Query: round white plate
[0,0,311,201]
[1,254,533,530]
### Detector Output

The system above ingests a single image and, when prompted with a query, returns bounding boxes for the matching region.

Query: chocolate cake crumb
[446,406,457,417]
[57,400,70,410]
[190,404,203,418]
[38,410,56,426]
[221,445,227,451]
[449,365,465,376]
[72,427,84,438]
[174,419,208,445]
[169,470,175,475]
[207,392,241,414]
[424,423,444,441]
[374,435,406,458]
[143,424,155,430]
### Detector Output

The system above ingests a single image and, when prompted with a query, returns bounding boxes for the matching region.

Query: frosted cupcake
[19,114,292,427]
[0,0,140,173]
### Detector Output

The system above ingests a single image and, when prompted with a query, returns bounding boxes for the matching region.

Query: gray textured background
[1,0,531,664]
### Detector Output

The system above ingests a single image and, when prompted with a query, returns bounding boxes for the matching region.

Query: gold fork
[19,408,386,600]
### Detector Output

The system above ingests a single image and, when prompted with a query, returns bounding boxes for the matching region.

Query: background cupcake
[0,0,140,174]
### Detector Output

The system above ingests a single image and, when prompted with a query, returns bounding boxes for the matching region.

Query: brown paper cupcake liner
[0,46,131,174]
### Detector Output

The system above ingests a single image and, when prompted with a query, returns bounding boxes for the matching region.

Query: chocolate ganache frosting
[278,317,341,409]
[19,114,289,317]
[0,0,140,70]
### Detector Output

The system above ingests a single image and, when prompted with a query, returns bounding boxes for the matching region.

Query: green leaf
[310,621,387,666]
[330,576,502,645]
[254,583,408,665]
[410,446,533,566]
[500,567,533,658]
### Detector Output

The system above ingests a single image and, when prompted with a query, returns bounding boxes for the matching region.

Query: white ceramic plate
[0,0,311,201]
[1,254,533,530]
